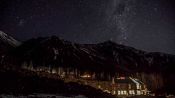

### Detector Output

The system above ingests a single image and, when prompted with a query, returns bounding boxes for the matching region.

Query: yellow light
[80,74,91,78]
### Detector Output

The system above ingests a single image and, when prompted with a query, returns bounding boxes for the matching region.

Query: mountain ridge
[1,34,175,93]
[8,36,174,73]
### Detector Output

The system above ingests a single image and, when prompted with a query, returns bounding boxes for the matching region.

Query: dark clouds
[0,0,175,54]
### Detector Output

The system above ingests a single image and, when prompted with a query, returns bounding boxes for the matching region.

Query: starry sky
[0,0,175,54]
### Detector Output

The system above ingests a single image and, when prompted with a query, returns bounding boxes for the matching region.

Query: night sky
[0,0,175,54]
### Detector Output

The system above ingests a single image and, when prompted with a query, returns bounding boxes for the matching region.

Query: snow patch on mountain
[0,31,21,47]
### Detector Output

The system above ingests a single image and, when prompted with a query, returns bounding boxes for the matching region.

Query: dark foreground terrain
[0,68,115,98]
[0,68,169,98]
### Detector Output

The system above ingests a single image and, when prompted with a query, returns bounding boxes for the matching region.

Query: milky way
[0,0,175,54]
[105,0,135,44]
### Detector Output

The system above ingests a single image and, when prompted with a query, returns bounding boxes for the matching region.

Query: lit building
[113,77,148,97]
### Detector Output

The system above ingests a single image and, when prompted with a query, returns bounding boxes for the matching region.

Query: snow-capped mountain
[10,36,175,73]
[0,31,21,47]
[2,35,175,93]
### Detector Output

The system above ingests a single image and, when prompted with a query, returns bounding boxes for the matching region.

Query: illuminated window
[136,84,140,89]
[137,90,141,95]
[129,90,135,95]
[123,91,127,95]
[118,91,121,95]
[141,91,143,94]
[113,90,116,95]
[98,85,101,89]
[129,90,132,94]
[121,91,124,95]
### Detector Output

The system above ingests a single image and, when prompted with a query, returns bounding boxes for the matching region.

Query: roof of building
[115,77,135,84]
[115,77,144,85]
[134,78,144,84]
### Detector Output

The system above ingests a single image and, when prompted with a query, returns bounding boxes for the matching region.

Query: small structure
[113,77,148,97]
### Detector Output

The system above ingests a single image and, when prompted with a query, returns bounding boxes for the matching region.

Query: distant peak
[50,35,61,40]
[100,40,117,45]
[105,40,115,43]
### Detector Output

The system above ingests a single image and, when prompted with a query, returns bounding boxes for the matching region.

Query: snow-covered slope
[0,31,21,47]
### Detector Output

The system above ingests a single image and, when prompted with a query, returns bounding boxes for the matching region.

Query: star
[0,0,175,54]
[154,7,158,12]
[18,19,25,26]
